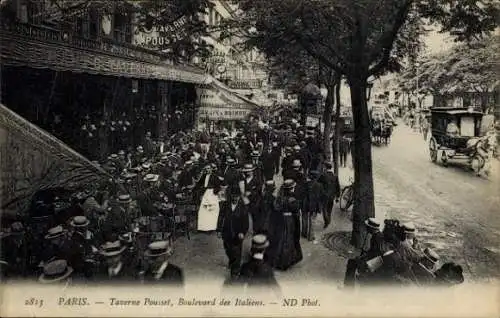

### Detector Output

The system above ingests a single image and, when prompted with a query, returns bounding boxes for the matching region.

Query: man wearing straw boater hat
[39,225,71,267]
[136,174,162,217]
[397,222,424,264]
[67,216,97,278]
[141,240,184,286]
[410,247,440,286]
[96,240,135,282]
[238,234,280,293]
[38,259,74,286]
[344,218,386,287]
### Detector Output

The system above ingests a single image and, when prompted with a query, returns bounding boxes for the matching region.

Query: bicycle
[339,177,354,219]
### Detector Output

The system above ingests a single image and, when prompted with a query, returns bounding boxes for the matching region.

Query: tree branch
[368,0,414,76]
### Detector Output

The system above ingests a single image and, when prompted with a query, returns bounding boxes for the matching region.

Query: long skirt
[270,214,303,270]
[197,188,220,231]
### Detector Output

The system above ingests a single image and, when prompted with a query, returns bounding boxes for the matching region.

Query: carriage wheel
[429,138,438,163]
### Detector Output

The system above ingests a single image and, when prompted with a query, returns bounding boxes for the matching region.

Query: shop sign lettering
[198,107,251,120]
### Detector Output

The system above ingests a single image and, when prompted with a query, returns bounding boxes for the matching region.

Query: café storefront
[196,78,259,131]
[0,21,206,155]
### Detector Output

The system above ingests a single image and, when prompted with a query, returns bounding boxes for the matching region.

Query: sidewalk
[169,167,356,288]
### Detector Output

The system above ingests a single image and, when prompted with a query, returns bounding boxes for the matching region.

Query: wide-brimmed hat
[293,145,301,151]
[365,218,381,230]
[423,248,440,264]
[226,158,236,165]
[241,163,255,172]
[265,180,275,188]
[70,216,90,228]
[38,259,73,283]
[282,179,296,189]
[143,174,159,183]
[185,160,193,166]
[136,146,144,152]
[402,222,416,234]
[44,225,67,240]
[292,159,302,168]
[252,234,270,250]
[119,232,133,244]
[117,194,132,204]
[110,154,118,160]
[99,240,126,257]
[160,155,169,161]
[144,240,172,258]
[141,162,152,170]
[118,150,125,156]
[121,171,137,180]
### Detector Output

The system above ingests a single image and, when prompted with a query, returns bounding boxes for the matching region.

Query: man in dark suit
[261,144,276,181]
[302,171,323,241]
[217,188,250,278]
[318,162,340,228]
[223,158,240,195]
[237,234,281,296]
[95,240,137,283]
[271,141,281,175]
[141,240,184,286]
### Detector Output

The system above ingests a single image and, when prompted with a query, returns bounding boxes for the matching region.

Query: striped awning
[0,103,110,216]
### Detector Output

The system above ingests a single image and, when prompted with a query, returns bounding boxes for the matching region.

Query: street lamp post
[366,82,374,101]
[415,61,420,109]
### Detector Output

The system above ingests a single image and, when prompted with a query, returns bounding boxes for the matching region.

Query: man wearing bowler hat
[217,187,250,278]
[141,241,184,286]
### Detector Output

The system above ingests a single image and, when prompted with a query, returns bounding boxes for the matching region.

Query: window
[27,0,45,25]
[113,11,132,43]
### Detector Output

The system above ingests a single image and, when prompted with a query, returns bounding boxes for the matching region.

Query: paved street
[171,122,499,287]
[370,122,500,283]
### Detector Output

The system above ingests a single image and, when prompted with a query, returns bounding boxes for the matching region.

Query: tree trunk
[348,75,375,248]
[333,77,342,177]
[323,81,334,163]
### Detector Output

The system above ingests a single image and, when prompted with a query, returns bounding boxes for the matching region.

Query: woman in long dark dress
[268,179,303,271]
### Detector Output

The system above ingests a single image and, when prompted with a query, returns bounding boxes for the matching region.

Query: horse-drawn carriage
[371,113,394,145]
[428,107,492,176]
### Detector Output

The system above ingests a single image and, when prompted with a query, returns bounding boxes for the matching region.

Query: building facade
[0,0,205,160]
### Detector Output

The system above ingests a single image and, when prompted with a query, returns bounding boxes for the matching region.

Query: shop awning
[0,21,207,84]
[196,76,261,121]
[0,103,110,217]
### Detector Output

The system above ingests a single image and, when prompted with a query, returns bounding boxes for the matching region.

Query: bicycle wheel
[340,186,353,211]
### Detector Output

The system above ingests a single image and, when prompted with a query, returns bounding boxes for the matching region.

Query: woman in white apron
[195,164,222,232]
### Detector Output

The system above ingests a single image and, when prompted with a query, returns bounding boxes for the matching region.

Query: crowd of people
[1,114,342,289]
[1,110,467,290]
